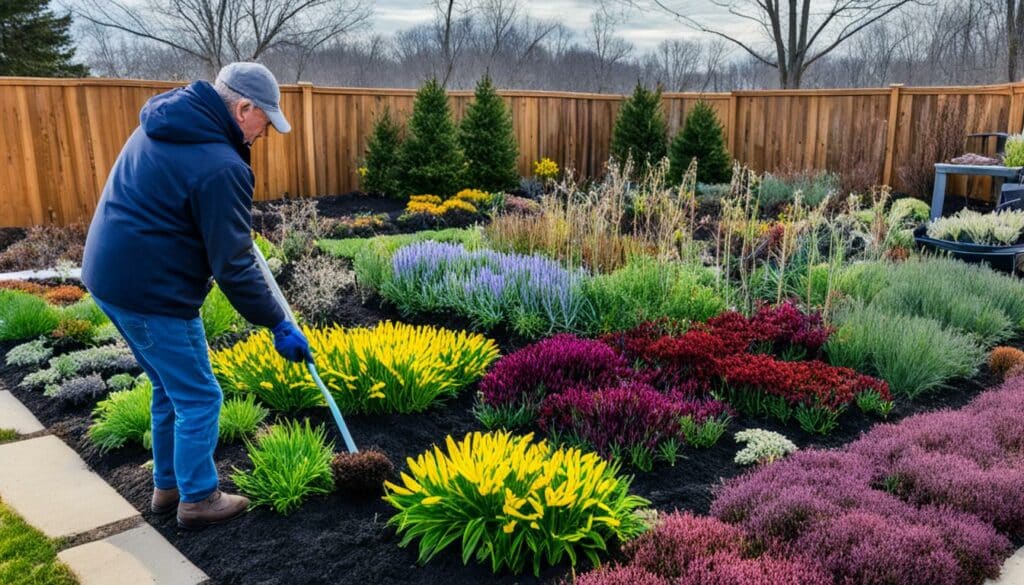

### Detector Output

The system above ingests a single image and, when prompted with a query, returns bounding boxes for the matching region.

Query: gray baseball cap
[215,62,291,134]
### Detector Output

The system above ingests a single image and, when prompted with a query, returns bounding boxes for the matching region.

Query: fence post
[1008,82,1024,135]
[882,83,903,187]
[727,92,738,154]
[299,82,317,196]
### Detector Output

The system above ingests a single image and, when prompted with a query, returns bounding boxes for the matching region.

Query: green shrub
[826,301,985,398]
[0,290,60,341]
[219,395,269,443]
[669,101,731,185]
[60,295,109,326]
[364,106,405,198]
[611,82,667,176]
[837,261,892,303]
[319,227,484,261]
[582,258,725,333]
[201,284,245,342]
[106,373,136,391]
[5,338,52,367]
[398,78,465,197]
[756,170,838,210]
[0,429,17,444]
[232,420,335,514]
[1003,133,1024,167]
[459,74,519,192]
[88,380,153,452]
[253,231,285,262]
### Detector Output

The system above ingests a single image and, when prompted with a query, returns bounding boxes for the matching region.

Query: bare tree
[587,8,633,92]
[1006,0,1024,80]
[635,0,929,88]
[74,0,371,77]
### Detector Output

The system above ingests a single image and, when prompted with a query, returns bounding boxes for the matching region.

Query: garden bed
[1,297,1008,585]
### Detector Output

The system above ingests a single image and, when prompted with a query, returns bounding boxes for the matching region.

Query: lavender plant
[383,241,592,337]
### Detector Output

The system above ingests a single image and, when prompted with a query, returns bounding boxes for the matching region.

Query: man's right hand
[271,320,313,363]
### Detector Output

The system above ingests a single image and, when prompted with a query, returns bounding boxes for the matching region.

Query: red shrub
[718,354,889,410]
[574,566,669,585]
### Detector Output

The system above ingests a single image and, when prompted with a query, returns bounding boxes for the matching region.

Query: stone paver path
[0,390,44,434]
[0,267,81,281]
[58,524,209,585]
[0,409,207,585]
[0,435,138,539]
[988,547,1024,584]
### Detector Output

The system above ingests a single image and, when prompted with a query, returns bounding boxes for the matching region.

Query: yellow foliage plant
[211,321,499,415]
[384,431,650,575]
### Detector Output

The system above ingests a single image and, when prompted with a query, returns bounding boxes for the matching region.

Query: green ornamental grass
[89,382,268,452]
[582,257,725,333]
[826,301,984,398]
[87,380,153,452]
[218,395,269,443]
[838,257,1024,343]
[0,290,60,341]
[231,420,335,514]
[201,284,245,342]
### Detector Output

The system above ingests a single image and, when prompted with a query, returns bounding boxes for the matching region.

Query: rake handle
[251,242,359,453]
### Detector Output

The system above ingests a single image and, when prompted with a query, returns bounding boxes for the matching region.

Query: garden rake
[251,242,359,454]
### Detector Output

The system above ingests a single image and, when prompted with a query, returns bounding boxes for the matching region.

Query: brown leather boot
[151,487,179,514]
[176,490,250,529]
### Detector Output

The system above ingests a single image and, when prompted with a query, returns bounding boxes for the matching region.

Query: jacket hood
[140,81,248,156]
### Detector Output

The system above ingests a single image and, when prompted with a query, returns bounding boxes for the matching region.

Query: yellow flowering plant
[453,188,493,207]
[384,431,650,576]
[533,158,559,181]
[211,321,499,414]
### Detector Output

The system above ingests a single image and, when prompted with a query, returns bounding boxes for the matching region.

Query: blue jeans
[93,296,222,503]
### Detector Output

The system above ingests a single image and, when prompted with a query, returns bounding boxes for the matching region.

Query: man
[82,62,312,529]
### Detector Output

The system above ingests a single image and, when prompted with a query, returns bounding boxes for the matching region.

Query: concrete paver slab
[0,390,45,434]
[58,524,208,585]
[0,435,138,538]
[988,547,1024,584]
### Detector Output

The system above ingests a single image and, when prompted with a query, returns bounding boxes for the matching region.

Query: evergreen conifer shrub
[610,82,668,175]
[669,101,731,185]
[363,107,404,198]
[459,74,519,192]
[399,78,465,197]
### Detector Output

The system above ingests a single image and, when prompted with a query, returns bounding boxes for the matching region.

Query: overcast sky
[371,0,760,51]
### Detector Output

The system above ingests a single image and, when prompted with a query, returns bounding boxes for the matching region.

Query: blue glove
[271,320,313,363]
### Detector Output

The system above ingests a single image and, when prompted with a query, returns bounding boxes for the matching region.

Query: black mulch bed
[1,289,1010,585]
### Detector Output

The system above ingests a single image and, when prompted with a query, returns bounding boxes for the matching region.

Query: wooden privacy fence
[3,77,1024,227]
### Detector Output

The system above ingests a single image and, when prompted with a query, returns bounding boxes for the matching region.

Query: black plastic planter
[914,226,1024,273]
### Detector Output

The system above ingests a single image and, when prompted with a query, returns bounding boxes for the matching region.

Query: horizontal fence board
[2,78,1023,227]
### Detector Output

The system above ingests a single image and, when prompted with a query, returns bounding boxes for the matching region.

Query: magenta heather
[478,334,631,408]
[678,552,831,585]
[537,383,728,456]
[624,513,745,580]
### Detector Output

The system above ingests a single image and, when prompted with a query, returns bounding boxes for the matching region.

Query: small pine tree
[398,78,465,197]
[669,101,732,185]
[363,107,404,198]
[0,0,89,77]
[459,74,519,192]
[610,81,668,174]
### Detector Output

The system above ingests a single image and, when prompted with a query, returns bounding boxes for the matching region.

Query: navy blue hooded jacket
[81,80,285,328]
